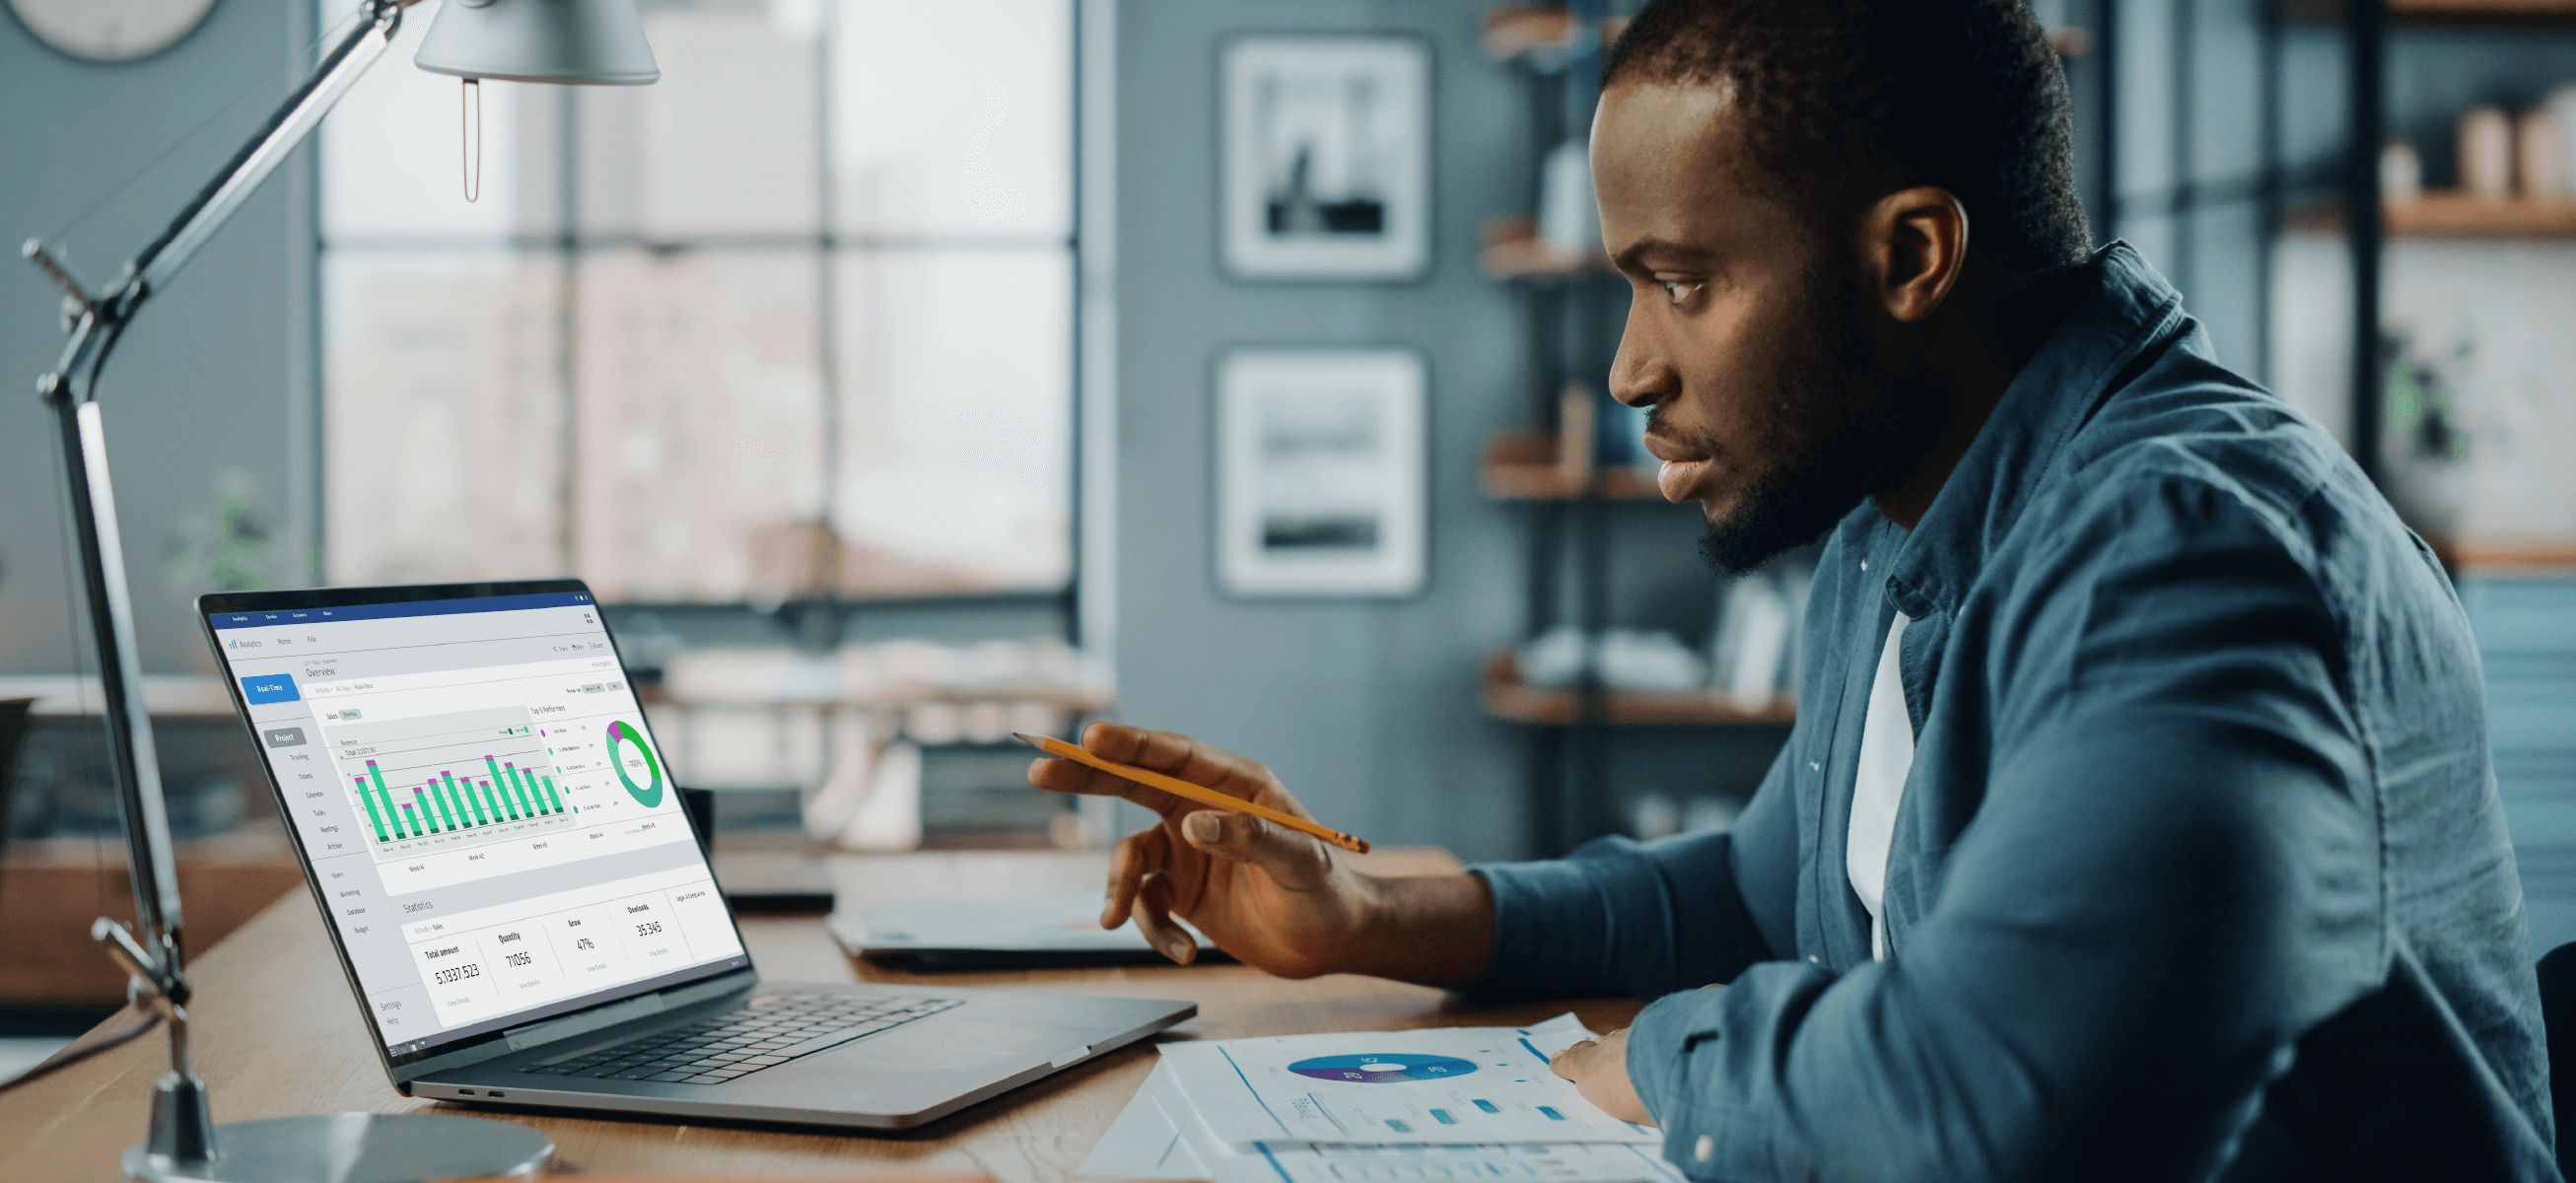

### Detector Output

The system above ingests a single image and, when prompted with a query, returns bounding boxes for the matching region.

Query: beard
[1693,267,1939,576]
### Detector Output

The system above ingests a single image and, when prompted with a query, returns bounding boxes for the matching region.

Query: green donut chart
[606,721,663,808]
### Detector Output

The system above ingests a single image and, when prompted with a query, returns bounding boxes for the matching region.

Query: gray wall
[1109,0,1758,863]
[0,3,311,677]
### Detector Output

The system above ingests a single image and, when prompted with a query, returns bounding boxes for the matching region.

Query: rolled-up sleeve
[1467,746,1795,1001]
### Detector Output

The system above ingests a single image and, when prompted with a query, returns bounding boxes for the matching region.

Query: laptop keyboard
[522,990,964,1086]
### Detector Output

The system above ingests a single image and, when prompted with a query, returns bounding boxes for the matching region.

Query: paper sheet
[1155,1015,1658,1150]
[1145,1035,1681,1183]
[1078,1062,1211,1179]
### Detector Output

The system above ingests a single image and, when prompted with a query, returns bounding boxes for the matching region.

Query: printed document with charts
[1077,1014,1684,1183]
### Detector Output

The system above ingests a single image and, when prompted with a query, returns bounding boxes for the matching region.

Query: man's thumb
[1180,809,1331,891]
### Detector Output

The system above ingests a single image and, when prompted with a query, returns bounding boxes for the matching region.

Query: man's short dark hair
[1604,0,2092,276]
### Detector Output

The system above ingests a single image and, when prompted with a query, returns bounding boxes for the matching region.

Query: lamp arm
[30,0,407,963]
[83,0,408,336]
[16,5,415,1167]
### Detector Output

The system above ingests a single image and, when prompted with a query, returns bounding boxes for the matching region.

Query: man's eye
[1661,281,1701,306]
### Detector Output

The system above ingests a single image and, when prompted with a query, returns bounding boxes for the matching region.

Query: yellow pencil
[1013,732,1371,854]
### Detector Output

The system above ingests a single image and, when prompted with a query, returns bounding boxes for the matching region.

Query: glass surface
[832,0,1073,239]
[323,251,568,586]
[572,249,828,602]
[320,0,1077,607]
[832,249,1072,592]
[320,0,546,241]
[575,7,822,238]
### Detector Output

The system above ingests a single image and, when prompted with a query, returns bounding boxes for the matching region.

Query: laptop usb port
[457,1088,476,1095]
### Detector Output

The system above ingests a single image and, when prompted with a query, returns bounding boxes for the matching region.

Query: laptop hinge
[504,992,666,1054]
[398,968,758,1083]
[512,968,762,1054]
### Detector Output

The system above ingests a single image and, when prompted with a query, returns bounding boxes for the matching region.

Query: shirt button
[1808,955,1819,963]
[1859,560,1868,572]
[1695,1135,1713,1162]
[1809,761,1820,772]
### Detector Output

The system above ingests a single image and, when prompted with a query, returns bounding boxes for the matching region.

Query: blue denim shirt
[1472,244,2553,1180]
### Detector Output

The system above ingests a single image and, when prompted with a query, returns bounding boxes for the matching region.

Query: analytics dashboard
[209,592,745,1058]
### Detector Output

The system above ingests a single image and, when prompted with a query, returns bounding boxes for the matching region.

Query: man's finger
[1179,809,1333,893]
[1086,724,1308,818]
[1103,827,1165,929]
[1132,873,1197,964]
[1550,1039,1597,1079]
[1029,753,1169,806]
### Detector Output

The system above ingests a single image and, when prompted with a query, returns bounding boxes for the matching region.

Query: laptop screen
[207,587,746,1063]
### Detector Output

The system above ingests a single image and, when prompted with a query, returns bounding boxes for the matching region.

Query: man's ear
[1859,185,1968,323]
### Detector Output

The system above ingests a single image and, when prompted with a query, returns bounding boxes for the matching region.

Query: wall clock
[9,0,219,63]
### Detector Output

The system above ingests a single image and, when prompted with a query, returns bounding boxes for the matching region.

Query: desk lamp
[22,2,655,1179]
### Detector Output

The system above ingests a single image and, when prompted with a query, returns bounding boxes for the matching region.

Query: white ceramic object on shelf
[2460,105,2513,201]
[838,738,923,850]
[2518,107,2566,203]
[2382,140,2422,206]
[2545,84,2576,200]
[1538,137,1598,254]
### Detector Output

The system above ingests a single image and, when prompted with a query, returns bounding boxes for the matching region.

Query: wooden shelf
[2292,0,2576,23]
[1481,650,1795,727]
[2431,536,2576,572]
[1482,430,1664,500]
[1487,5,2093,57]
[1483,5,1630,64]
[2286,192,2576,239]
[1483,216,1612,280]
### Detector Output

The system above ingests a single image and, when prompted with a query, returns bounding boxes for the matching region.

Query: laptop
[199,579,1193,1130]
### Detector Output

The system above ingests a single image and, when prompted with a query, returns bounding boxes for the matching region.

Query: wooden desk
[0,848,1643,1181]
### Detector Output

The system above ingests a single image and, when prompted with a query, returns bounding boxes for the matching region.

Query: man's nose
[1609,352,1679,409]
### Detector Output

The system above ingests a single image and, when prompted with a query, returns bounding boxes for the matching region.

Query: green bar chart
[329,705,578,860]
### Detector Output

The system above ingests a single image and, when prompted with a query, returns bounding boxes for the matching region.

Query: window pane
[319,0,548,241]
[573,249,827,602]
[575,7,821,238]
[833,0,1072,239]
[324,251,566,585]
[833,249,1070,592]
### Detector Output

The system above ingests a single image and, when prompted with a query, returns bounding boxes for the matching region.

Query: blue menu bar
[207,592,592,632]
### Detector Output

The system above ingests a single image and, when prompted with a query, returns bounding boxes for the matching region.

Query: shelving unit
[2286,192,2576,238]
[1480,651,1794,727]
[1472,6,2100,855]
[1479,431,1660,501]
[1481,216,1615,279]
[2389,0,2576,21]
[2297,0,2576,958]
[1479,3,1682,856]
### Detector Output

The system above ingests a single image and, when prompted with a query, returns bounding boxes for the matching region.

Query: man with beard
[1029,0,2550,1176]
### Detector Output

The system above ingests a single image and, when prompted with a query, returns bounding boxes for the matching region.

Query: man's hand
[1026,724,1378,977]
[1025,723,1494,986]
[1550,1027,1653,1126]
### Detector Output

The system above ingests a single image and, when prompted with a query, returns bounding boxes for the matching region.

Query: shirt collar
[1880,242,2188,619]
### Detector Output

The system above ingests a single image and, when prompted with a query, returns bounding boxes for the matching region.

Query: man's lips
[1657,458,1711,504]
[1642,434,1712,503]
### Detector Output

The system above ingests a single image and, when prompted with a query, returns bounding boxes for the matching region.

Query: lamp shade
[414,0,659,86]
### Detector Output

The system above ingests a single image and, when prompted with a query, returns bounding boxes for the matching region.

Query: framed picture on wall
[1216,348,1427,598]
[1219,35,1431,282]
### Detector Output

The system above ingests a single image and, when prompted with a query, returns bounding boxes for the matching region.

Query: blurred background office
[1,0,2571,1073]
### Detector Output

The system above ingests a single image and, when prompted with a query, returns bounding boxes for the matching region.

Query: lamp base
[122,1112,552,1183]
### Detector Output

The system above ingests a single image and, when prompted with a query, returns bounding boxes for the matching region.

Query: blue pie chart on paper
[1288,1054,1480,1083]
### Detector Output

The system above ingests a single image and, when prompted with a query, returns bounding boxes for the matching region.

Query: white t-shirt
[1846,611,1915,961]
